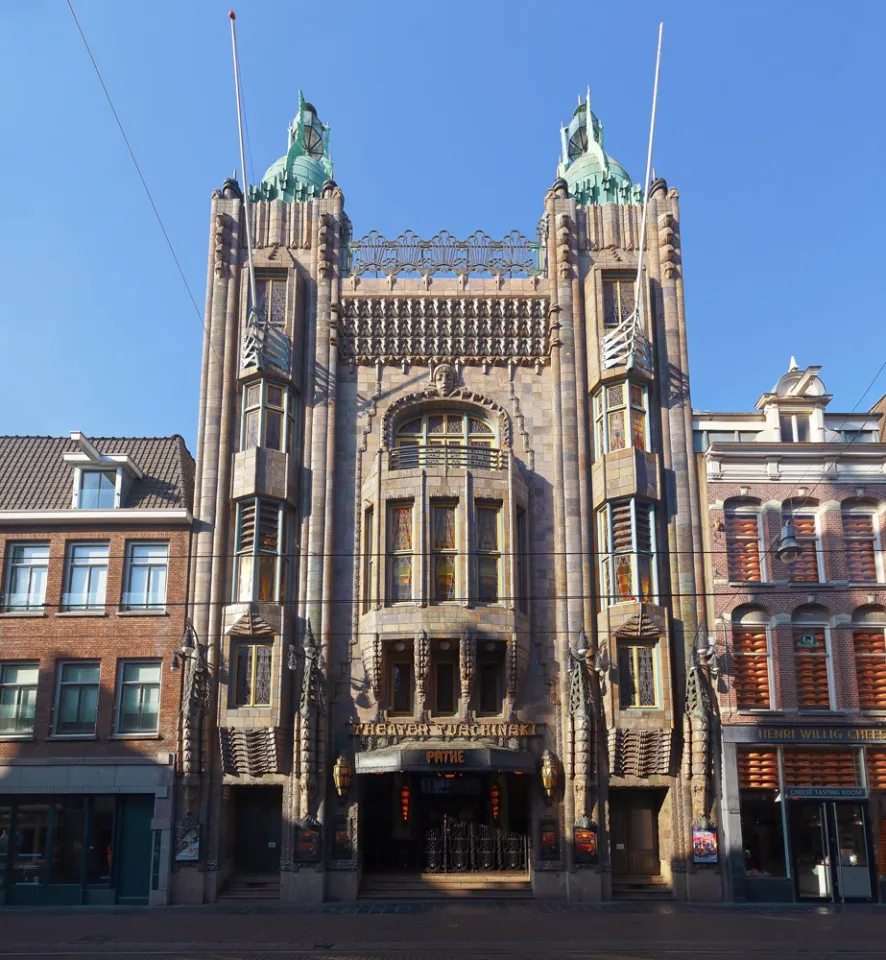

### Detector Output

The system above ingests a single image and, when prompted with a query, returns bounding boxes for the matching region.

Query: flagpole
[229,10,257,312]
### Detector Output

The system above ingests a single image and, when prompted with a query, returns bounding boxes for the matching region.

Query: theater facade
[175,92,719,902]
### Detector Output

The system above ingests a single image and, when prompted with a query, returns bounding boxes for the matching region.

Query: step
[360,872,533,900]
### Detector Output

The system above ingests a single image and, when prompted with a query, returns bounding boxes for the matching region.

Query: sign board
[692,825,718,864]
[724,725,886,745]
[573,823,598,865]
[332,816,352,860]
[786,787,868,800]
[539,817,560,861]
[295,821,321,863]
[174,816,200,863]
[352,721,542,738]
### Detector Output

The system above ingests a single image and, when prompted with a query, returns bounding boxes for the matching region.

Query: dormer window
[780,413,810,443]
[78,470,116,509]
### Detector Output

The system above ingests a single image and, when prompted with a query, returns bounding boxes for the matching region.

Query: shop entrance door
[789,801,873,902]
[233,786,282,874]
[610,789,662,876]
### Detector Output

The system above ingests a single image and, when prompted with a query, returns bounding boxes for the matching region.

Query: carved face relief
[433,363,457,396]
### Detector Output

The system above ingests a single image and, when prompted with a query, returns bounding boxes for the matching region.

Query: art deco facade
[0,434,194,905]
[177,93,718,903]
[696,365,886,902]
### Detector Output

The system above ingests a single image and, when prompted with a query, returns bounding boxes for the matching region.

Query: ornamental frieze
[339,296,550,365]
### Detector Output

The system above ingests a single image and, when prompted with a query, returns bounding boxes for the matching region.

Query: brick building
[180,91,716,903]
[695,362,886,902]
[0,433,194,905]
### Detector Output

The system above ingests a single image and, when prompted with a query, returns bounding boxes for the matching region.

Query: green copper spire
[250,91,334,203]
[557,89,643,206]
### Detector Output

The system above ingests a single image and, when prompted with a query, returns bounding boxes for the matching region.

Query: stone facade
[183,94,714,903]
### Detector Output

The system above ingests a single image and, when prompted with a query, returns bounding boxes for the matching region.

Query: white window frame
[62,542,109,611]
[122,542,169,611]
[3,543,50,611]
[725,505,768,583]
[852,623,886,713]
[74,467,121,509]
[54,661,101,737]
[0,662,39,737]
[792,623,835,712]
[115,660,162,735]
[784,508,824,583]
[842,506,884,584]
[731,618,776,712]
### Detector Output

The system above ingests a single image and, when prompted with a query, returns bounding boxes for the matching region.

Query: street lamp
[776,519,802,564]
[333,754,353,799]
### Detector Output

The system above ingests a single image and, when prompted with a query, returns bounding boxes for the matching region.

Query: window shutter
[854,631,886,709]
[737,748,778,788]
[258,500,280,552]
[733,629,770,708]
[635,502,653,554]
[845,514,877,582]
[238,500,256,551]
[782,749,858,787]
[725,511,762,581]
[611,501,633,553]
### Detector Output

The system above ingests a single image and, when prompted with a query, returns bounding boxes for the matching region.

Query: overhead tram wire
[65,1,220,367]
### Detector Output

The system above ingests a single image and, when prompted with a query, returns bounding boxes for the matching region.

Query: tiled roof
[0,436,195,512]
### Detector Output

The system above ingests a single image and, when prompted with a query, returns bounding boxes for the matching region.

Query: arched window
[392,410,500,469]
[724,499,765,583]
[852,605,886,710]
[731,605,772,709]
[842,501,882,583]
[791,605,832,710]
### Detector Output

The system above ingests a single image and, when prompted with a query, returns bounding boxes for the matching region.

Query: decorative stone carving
[415,632,430,718]
[568,658,595,819]
[608,729,671,778]
[180,626,211,781]
[318,212,336,279]
[382,389,512,450]
[556,213,572,280]
[684,662,713,826]
[297,621,324,815]
[615,610,662,639]
[229,611,275,636]
[339,296,550,366]
[460,633,476,707]
[213,213,230,278]
[219,727,286,777]
[432,362,458,396]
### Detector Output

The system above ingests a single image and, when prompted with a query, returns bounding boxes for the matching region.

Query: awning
[355,744,536,775]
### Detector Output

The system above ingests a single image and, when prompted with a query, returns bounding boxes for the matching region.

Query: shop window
[241,379,298,453]
[3,543,49,611]
[516,509,528,614]
[116,661,161,734]
[122,542,169,610]
[49,797,86,885]
[843,508,880,583]
[362,507,374,614]
[784,511,821,582]
[54,662,100,736]
[254,274,287,326]
[617,642,658,709]
[433,650,458,715]
[0,663,38,735]
[233,642,272,707]
[389,651,414,715]
[62,543,109,610]
[477,643,505,716]
[783,749,859,787]
[593,381,648,455]
[86,797,115,885]
[598,499,657,606]
[737,748,786,878]
[11,801,49,884]
[602,274,635,328]
[854,631,886,710]
[387,502,414,603]
[732,627,771,709]
[724,504,764,582]
[475,504,501,603]
[793,628,831,710]
[78,470,117,509]
[431,502,458,602]
[392,410,500,470]
[234,499,291,603]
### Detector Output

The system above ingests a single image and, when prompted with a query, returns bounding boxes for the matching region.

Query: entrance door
[789,801,873,902]
[610,789,661,876]
[116,796,154,905]
[233,787,282,874]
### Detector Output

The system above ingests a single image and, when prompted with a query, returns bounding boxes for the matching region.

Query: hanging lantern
[540,749,558,804]
[400,783,411,822]
[490,783,501,822]
[332,754,352,799]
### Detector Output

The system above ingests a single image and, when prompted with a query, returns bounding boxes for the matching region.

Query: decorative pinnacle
[229,10,236,20]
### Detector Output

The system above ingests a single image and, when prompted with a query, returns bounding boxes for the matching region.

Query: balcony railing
[389,445,507,471]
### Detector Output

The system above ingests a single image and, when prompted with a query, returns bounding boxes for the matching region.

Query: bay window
[387,502,414,603]
[475,503,501,603]
[234,499,291,603]
[241,379,298,453]
[431,502,457,602]
[597,499,657,606]
[593,381,648,455]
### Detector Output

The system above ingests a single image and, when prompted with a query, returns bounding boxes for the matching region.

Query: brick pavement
[1,901,886,958]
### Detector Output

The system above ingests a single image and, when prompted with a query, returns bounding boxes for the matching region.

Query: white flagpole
[229,10,257,313]
[634,22,664,312]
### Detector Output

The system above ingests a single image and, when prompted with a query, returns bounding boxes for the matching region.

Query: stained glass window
[394,412,498,469]
[240,379,297,453]
[362,507,374,614]
[234,499,291,603]
[603,276,636,329]
[618,643,658,708]
[233,643,273,707]
[476,504,501,602]
[597,499,656,608]
[609,411,626,450]
[388,504,414,603]
[255,276,286,326]
[593,381,647,456]
[431,503,457,602]
[390,658,413,714]
[433,505,456,550]
[434,556,456,601]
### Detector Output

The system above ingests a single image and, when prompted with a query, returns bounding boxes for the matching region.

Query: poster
[539,817,560,861]
[174,816,200,862]
[692,825,718,864]
[574,825,598,864]
[296,821,321,862]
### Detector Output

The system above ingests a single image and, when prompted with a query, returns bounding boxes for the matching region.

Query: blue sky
[1,1,884,453]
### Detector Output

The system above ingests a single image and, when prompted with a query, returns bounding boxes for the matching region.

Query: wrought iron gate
[424,815,528,872]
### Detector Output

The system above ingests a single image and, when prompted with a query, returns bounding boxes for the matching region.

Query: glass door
[830,803,873,901]
[789,801,831,900]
